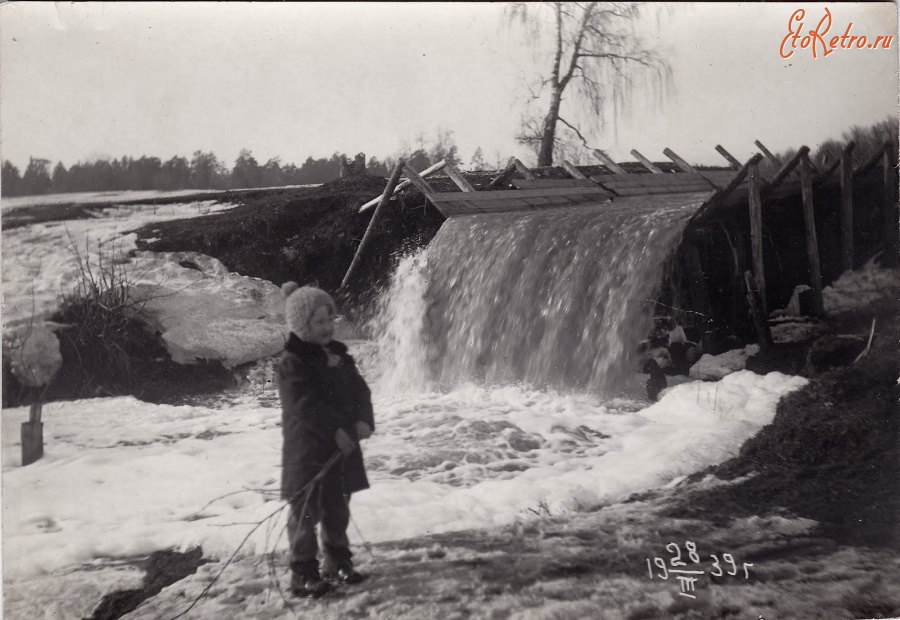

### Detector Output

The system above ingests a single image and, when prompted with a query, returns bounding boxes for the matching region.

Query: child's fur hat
[282,282,335,340]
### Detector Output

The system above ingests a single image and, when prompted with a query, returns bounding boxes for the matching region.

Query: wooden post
[664,147,719,189]
[592,149,627,174]
[22,400,44,466]
[884,143,898,257]
[800,154,824,315]
[744,271,772,350]
[444,163,476,192]
[341,161,406,290]
[682,242,712,321]
[630,149,663,173]
[358,160,446,212]
[840,142,856,271]
[748,160,767,313]
[715,145,742,170]
[561,160,588,180]
[402,162,438,195]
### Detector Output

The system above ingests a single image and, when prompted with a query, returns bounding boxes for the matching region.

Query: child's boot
[290,560,333,597]
[324,562,366,585]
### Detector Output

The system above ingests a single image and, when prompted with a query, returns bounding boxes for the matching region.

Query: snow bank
[131,251,287,367]
[689,344,760,380]
[2,371,805,583]
[2,199,290,368]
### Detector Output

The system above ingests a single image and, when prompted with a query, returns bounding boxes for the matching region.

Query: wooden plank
[592,149,627,174]
[840,143,855,271]
[611,183,712,196]
[342,161,406,288]
[630,149,663,173]
[600,173,710,188]
[429,186,613,203]
[701,170,741,185]
[513,158,538,181]
[800,154,824,315]
[748,160,766,312]
[560,160,589,179]
[766,146,809,190]
[444,162,476,192]
[403,161,437,195]
[512,178,597,189]
[358,160,446,212]
[715,145,742,170]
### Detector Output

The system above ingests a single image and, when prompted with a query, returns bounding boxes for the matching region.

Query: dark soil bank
[671,299,900,548]
[133,176,446,311]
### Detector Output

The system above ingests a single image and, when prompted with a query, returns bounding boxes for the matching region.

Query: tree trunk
[538,91,563,167]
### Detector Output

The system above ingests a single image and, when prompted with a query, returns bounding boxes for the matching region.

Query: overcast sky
[1,2,896,171]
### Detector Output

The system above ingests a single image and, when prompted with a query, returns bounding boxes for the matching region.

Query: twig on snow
[853,318,877,364]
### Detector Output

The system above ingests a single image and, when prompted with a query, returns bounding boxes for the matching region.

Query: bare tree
[507,2,671,166]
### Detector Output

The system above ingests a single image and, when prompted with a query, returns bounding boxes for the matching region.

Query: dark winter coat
[277,335,375,501]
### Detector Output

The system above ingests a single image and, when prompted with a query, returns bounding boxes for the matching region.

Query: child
[276,282,375,597]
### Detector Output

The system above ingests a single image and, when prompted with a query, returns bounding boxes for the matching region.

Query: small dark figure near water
[644,358,668,401]
[277,282,375,598]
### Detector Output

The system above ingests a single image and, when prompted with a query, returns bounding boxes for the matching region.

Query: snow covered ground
[2,364,806,616]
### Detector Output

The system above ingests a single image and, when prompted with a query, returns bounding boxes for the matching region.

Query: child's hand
[334,428,357,456]
[355,421,373,440]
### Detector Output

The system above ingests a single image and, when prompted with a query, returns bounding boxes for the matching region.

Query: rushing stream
[371,195,708,396]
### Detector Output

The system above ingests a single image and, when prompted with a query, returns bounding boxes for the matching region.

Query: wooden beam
[766,146,810,190]
[840,142,856,271]
[358,160,445,211]
[341,161,406,289]
[753,139,797,178]
[800,154,824,315]
[488,161,518,189]
[560,160,589,180]
[513,158,538,181]
[663,148,696,173]
[592,149,627,174]
[744,271,773,350]
[403,162,437,195]
[715,145,743,170]
[716,153,763,203]
[664,148,720,189]
[855,141,892,178]
[630,149,663,173]
[747,160,766,313]
[444,162,476,192]
[814,157,841,183]
[688,153,764,228]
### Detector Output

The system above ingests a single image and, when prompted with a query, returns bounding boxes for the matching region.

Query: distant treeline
[0,130,497,197]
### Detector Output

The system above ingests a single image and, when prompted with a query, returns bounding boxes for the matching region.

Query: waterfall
[372,195,705,396]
